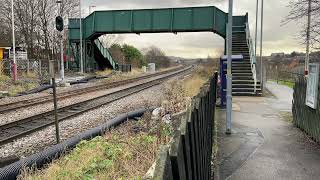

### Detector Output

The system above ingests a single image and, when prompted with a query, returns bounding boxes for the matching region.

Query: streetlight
[11,0,17,82]
[260,0,264,86]
[255,0,259,57]
[226,0,233,134]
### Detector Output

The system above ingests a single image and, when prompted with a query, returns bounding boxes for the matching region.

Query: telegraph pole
[226,0,233,134]
[305,0,311,76]
[11,0,17,82]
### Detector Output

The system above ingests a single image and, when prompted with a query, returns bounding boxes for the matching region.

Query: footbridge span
[68,6,260,95]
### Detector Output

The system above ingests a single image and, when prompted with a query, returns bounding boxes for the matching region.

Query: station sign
[306,63,319,109]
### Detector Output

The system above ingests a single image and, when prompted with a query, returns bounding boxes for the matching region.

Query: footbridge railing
[245,23,257,93]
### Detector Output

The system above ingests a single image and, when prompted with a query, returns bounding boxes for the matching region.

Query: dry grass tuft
[95,69,113,77]
[19,118,172,180]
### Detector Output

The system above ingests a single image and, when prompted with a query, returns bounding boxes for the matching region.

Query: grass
[20,118,173,180]
[0,73,38,96]
[280,111,293,123]
[19,64,218,179]
[269,79,294,89]
[183,65,216,97]
[95,69,113,77]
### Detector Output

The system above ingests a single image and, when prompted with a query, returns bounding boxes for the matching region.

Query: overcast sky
[80,0,304,58]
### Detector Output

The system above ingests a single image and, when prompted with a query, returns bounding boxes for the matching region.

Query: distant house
[0,41,11,60]
[0,41,28,60]
[271,52,285,58]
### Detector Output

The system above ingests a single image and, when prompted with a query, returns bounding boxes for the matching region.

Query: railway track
[0,66,185,114]
[0,66,192,146]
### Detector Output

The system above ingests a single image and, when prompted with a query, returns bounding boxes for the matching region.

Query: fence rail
[276,71,304,84]
[153,72,218,180]
[293,76,320,143]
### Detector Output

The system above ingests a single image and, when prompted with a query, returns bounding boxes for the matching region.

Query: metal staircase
[93,39,118,70]
[232,24,261,96]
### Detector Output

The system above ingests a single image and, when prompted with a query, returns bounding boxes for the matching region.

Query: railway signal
[55,16,64,32]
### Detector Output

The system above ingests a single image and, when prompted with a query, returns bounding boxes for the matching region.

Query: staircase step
[232,80,258,85]
[233,76,254,80]
[232,66,251,69]
[232,63,251,66]
[232,70,252,74]
[232,88,262,92]
[232,73,253,77]
[232,92,262,96]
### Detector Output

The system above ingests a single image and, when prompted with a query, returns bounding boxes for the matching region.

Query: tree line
[108,43,171,68]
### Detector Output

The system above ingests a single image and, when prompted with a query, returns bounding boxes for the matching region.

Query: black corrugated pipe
[0,108,154,180]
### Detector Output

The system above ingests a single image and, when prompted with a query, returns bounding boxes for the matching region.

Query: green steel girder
[68,6,248,71]
[68,6,248,41]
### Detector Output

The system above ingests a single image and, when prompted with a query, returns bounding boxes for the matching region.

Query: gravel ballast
[0,83,164,160]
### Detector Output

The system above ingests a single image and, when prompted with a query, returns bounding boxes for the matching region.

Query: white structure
[148,63,156,73]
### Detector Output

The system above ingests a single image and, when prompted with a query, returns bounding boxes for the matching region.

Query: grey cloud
[81,0,304,57]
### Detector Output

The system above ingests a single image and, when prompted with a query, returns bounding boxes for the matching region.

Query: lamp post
[226,0,233,134]
[11,0,17,82]
[79,0,84,73]
[255,0,259,56]
[260,0,264,86]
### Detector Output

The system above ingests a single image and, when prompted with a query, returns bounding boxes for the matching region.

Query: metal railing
[94,39,117,69]
[153,73,218,179]
[245,23,257,93]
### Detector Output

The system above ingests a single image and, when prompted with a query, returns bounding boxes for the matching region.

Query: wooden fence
[152,73,218,180]
[293,76,320,143]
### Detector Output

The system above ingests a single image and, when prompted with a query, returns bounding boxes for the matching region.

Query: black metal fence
[153,73,218,180]
[293,75,320,143]
[117,64,132,72]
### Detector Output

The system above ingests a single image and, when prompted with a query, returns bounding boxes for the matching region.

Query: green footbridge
[68,6,248,70]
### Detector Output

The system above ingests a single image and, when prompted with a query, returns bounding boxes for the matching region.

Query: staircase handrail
[94,39,117,69]
[245,23,257,93]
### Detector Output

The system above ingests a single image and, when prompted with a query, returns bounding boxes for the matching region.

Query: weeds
[20,119,170,180]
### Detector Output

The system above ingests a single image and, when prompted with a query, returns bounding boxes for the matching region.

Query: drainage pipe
[0,108,153,180]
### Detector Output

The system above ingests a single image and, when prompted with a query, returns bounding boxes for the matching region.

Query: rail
[0,66,192,145]
[245,23,257,93]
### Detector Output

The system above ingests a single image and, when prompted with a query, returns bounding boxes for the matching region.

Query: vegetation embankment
[0,73,38,97]
[20,61,218,179]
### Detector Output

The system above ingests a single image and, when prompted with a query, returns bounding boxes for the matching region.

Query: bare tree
[109,44,126,64]
[145,46,171,68]
[283,0,320,49]
[0,0,79,59]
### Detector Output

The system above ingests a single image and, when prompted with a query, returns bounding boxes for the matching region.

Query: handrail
[245,23,257,93]
[94,39,117,69]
